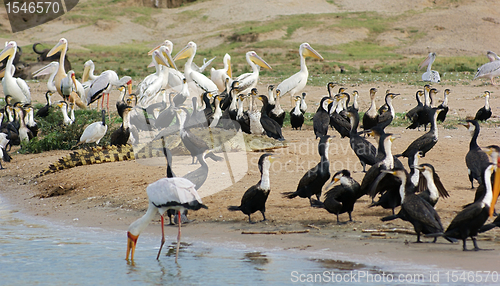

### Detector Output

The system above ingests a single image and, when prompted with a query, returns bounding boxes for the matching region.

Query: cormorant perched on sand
[416,163,450,207]
[257,93,285,140]
[283,135,331,205]
[376,92,398,130]
[228,153,274,223]
[311,170,362,223]
[269,89,285,127]
[463,119,490,189]
[313,97,333,139]
[430,164,497,250]
[381,168,451,243]
[329,94,351,138]
[362,88,379,131]
[362,132,403,214]
[474,91,492,121]
[290,95,304,130]
[175,108,223,164]
[401,107,442,158]
[406,90,424,128]
[346,110,377,172]
[436,89,450,122]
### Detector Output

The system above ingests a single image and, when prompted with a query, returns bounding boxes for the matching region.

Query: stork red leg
[175,210,181,263]
[156,215,166,260]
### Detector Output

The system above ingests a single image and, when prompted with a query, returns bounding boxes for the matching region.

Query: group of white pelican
[2,37,500,263]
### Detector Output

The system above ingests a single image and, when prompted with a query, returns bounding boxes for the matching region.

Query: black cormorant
[312,170,362,223]
[257,94,285,140]
[474,91,492,121]
[313,97,333,139]
[346,110,377,172]
[228,153,274,223]
[463,119,490,188]
[283,135,331,205]
[436,89,450,122]
[110,104,132,146]
[269,89,285,127]
[416,163,450,207]
[401,107,442,158]
[362,88,379,131]
[36,91,53,118]
[290,95,305,130]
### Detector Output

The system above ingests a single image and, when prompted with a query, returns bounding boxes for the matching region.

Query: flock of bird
[1,38,499,262]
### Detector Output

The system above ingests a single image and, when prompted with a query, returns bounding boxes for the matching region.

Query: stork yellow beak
[126,232,139,260]
[47,38,67,57]
[303,44,324,60]
[251,53,272,70]
[490,162,500,217]
[127,79,133,95]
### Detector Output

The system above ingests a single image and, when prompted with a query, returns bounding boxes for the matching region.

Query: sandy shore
[2,81,500,273]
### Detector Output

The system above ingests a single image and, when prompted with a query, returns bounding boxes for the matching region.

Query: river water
[1,195,496,285]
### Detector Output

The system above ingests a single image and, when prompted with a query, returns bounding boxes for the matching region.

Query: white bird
[474,51,500,85]
[46,38,86,109]
[14,106,32,143]
[86,70,132,111]
[55,101,73,125]
[0,41,30,104]
[235,51,272,95]
[32,61,58,94]
[60,70,79,100]
[174,41,219,96]
[137,48,173,107]
[82,59,98,84]
[126,177,207,262]
[0,132,10,170]
[211,53,232,92]
[78,109,107,145]
[277,43,323,107]
[419,52,441,83]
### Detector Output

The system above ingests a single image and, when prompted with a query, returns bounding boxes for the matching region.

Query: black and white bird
[312,170,362,223]
[290,95,304,130]
[228,153,274,223]
[77,109,107,146]
[474,91,492,121]
[126,177,207,262]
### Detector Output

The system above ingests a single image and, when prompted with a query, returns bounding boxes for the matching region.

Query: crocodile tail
[36,145,134,177]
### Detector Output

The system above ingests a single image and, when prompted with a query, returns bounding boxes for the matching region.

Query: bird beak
[147,44,163,56]
[153,51,170,68]
[127,80,133,95]
[47,38,66,57]
[250,53,272,70]
[227,58,232,78]
[389,136,396,142]
[161,48,178,70]
[303,44,324,60]
[325,177,340,190]
[419,53,432,70]
[126,232,138,260]
[268,156,276,164]
[0,43,15,62]
[173,44,193,61]
[490,162,500,217]
[71,73,77,88]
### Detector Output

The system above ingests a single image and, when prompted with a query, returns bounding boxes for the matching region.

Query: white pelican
[78,110,107,146]
[86,70,132,111]
[277,43,323,107]
[137,48,173,107]
[32,61,58,94]
[474,51,500,85]
[235,51,272,95]
[174,41,219,96]
[0,41,30,104]
[126,177,207,262]
[211,53,232,92]
[46,38,86,108]
[419,52,441,83]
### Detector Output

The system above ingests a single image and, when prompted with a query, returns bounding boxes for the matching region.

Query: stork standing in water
[126,177,207,262]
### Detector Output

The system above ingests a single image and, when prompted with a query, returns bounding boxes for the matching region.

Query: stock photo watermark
[3,0,79,32]
[290,270,500,284]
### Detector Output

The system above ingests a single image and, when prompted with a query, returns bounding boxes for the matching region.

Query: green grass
[19,107,122,154]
